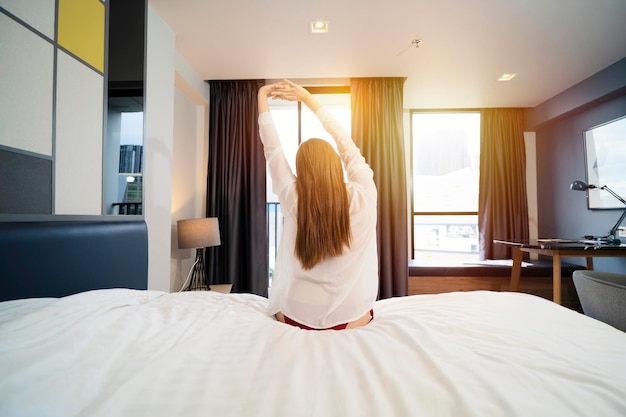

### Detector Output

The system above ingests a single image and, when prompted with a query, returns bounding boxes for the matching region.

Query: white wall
[170,82,209,291]
[145,5,175,291]
[403,109,412,258]
[145,6,210,291]
[525,131,538,260]
[55,50,103,215]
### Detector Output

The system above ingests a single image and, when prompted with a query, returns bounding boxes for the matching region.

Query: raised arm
[271,80,321,114]
[257,84,275,115]
[257,83,296,200]
[272,80,374,190]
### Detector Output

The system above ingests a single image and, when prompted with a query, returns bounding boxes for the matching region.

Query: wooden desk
[494,239,626,305]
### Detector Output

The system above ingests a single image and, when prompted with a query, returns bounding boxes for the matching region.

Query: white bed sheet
[1,290,625,417]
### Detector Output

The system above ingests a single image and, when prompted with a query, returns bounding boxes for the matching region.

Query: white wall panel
[0,0,55,39]
[170,53,210,291]
[525,131,538,260]
[55,50,103,215]
[0,13,53,155]
[170,88,207,291]
[145,5,175,291]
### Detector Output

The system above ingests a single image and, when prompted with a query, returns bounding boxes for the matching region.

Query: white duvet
[1,289,625,417]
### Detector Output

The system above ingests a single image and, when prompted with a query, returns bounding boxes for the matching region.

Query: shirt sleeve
[258,111,295,201]
[315,108,376,197]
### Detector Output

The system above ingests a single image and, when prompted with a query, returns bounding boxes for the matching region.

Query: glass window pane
[413,214,479,264]
[411,111,481,264]
[265,101,298,202]
[301,94,351,150]
[412,112,480,212]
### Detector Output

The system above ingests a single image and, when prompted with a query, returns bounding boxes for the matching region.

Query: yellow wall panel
[58,0,105,72]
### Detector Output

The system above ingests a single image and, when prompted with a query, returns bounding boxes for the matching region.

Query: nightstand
[210,284,232,294]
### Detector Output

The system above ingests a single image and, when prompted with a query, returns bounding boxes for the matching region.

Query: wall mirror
[583,115,626,209]
[103,0,146,216]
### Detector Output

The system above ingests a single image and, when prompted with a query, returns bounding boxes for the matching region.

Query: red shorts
[282,309,374,331]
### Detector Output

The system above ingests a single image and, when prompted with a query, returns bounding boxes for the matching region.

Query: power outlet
[619,227,626,238]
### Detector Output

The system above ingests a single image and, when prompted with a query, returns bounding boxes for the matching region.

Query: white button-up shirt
[259,107,379,329]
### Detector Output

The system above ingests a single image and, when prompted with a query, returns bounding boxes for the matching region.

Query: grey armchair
[573,270,626,332]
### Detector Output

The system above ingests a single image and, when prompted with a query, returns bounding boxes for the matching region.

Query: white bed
[1,289,625,417]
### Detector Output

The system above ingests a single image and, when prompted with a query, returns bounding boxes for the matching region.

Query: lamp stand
[608,209,626,241]
[599,185,626,244]
[184,248,210,291]
[570,181,626,245]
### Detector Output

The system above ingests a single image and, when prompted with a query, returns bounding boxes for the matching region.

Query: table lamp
[570,180,626,245]
[177,217,221,291]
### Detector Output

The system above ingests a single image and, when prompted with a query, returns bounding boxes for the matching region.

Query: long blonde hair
[295,139,352,270]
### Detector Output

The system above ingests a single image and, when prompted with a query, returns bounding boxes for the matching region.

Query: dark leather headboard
[0,220,148,302]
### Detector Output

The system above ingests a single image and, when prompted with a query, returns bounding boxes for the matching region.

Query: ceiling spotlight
[310,21,329,33]
[498,73,518,81]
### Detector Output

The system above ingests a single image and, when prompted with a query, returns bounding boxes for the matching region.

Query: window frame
[409,109,481,261]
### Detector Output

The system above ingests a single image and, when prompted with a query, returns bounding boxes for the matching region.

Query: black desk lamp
[177,217,221,291]
[570,180,626,245]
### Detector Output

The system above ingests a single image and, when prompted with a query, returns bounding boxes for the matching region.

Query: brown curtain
[350,78,408,298]
[206,80,268,296]
[478,108,529,259]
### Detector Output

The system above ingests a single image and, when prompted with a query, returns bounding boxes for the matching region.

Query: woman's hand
[270,80,308,101]
[259,80,321,113]
[258,83,281,99]
[272,80,321,113]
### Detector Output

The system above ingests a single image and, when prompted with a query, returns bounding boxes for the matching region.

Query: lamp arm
[608,209,626,240]
[600,185,626,206]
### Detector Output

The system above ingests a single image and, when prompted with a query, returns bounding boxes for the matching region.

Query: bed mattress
[1,290,625,417]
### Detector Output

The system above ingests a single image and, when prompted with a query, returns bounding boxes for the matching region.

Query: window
[411,111,481,265]
[266,89,350,285]
[118,112,143,211]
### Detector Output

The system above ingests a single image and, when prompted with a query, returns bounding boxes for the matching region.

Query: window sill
[408,259,585,277]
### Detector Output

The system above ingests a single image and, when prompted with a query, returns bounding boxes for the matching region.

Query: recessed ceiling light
[497,73,518,81]
[310,21,329,33]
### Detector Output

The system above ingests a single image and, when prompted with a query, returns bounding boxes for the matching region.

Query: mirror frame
[103,0,147,216]
[583,115,626,209]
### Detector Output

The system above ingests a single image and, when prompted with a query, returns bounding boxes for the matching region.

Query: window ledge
[408,260,585,277]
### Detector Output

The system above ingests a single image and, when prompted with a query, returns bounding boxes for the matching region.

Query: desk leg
[552,253,562,305]
[510,247,523,292]
[586,257,594,270]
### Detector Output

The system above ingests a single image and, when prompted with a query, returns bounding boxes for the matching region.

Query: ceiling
[149,0,626,109]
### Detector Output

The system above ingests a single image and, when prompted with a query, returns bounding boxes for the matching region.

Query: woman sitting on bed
[258,80,379,330]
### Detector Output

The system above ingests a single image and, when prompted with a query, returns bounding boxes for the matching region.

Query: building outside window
[117,111,143,214]
[411,111,481,265]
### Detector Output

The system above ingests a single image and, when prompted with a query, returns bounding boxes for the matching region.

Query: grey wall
[0,150,52,214]
[529,58,626,273]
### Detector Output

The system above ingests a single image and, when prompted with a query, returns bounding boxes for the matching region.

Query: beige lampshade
[177,217,221,249]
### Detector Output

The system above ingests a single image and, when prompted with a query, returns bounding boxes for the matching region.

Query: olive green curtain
[350,77,408,298]
[478,108,529,259]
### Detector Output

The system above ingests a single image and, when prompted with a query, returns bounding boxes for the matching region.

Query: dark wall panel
[535,95,626,272]
[0,150,52,214]
[525,58,626,130]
